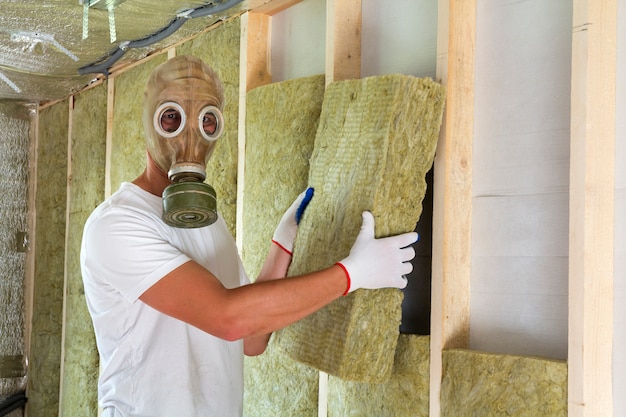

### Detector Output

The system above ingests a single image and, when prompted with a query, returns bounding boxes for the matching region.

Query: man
[80,55,417,416]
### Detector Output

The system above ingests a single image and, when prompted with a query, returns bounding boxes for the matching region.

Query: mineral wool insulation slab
[242,74,325,278]
[273,75,445,383]
[60,82,108,417]
[110,56,166,192]
[441,349,567,417]
[242,75,325,417]
[328,335,430,417]
[29,100,69,417]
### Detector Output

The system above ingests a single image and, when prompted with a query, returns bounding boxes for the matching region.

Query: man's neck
[133,168,170,197]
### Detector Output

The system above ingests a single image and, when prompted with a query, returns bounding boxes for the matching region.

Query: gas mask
[142,56,225,228]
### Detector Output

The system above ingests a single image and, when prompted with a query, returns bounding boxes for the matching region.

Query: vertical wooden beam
[325,0,361,84]
[24,107,39,375]
[105,78,114,199]
[58,95,74,415]
[236,11,272,250]
[568,1,616,416]
[430,0,475,415]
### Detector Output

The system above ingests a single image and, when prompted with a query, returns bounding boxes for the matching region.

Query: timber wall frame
[27,0,618,415]
[239,1,617,416]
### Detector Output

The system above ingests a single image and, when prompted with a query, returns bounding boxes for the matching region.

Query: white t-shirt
[80,182,250,417]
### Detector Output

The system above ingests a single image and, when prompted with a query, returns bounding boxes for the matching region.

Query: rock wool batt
[273,74,445,383]
[243,75,325,417]
[441,349,567,417]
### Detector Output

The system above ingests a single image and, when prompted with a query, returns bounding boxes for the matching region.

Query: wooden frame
[23,0,620,414]
[430,0,475,415]
[568,1,616,415]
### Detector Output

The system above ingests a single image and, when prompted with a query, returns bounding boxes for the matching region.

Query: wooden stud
[105,78,114,199]
[325,0,361,85]
[236,11,272,250]
[24,107,39,375]
[430,0,475,416]
[57,95,74,415]
[568,1,616,416]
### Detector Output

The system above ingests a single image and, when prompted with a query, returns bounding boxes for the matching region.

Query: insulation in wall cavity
[441,349,567,416]
[328,335,430,417]
[0,104,30,410]
[242,74,325,278]
[177,18,242,236]
[110,56,166,192]
[59,83,108,417]
[273,75,445,383]
[28,100,69,417]
[242,74,325,417]
[244,342,319,417]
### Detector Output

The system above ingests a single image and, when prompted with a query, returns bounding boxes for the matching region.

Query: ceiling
[0,0,257,106]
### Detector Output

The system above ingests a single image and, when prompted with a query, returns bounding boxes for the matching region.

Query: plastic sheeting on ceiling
[0,0,253,104]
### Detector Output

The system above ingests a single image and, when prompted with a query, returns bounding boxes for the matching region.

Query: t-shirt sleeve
[81,207,191,303]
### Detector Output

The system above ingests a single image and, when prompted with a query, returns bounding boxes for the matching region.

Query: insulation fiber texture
[29,100,69,417]
[441,349,567,416]
[242,74,325,278]
[329,335,430,417]
[243,75,325,417]
[0,105,29,405]
[60,83,107,417]
[111,56,166,191]
[273,75,445,383]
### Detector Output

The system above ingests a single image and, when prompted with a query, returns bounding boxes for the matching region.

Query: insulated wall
[470,0,572,359]
[59,84,108,417]
[29,101,69,417]
[23,17,243,417]
[0,104,29,417]
[242,75,325,417]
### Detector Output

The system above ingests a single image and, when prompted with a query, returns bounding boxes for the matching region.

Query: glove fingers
[295,187,314,224]
[390,231,419,249]
[396,274,409,289]
[399,245,416,263]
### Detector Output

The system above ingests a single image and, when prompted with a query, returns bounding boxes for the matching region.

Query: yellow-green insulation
[441,349,568,416]
[59,82,108,416]
[110,56,166,191]
[242,74,326,417]
[28,100,69,417]
[273,75,445,383]
[328,335,430,417]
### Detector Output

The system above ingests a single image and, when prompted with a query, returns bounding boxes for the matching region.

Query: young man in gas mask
[80,55,417,416]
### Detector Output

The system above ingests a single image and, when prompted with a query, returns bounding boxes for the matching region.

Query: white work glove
[272,187,314,255]
[337,211,418,295]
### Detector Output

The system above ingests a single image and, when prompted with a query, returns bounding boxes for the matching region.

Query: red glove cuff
[271,239,293,256]
[335,262,351,296]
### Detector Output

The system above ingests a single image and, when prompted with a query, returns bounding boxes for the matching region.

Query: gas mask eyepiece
[153,101,225,229]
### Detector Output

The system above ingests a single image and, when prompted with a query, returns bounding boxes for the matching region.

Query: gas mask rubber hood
[142,55,225,228]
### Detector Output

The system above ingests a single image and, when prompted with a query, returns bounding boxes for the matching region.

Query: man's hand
[271,187,314,255]
[336,211,418,295]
